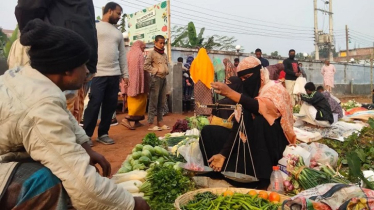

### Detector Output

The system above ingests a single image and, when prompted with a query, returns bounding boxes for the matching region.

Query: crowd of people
[0,0,344,209]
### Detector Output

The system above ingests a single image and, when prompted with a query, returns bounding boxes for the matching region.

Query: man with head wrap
[12,0,98,123]
[200,56,295,189]
[0,19,149,210]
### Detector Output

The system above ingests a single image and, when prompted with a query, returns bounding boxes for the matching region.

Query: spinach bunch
[140,165,194,210]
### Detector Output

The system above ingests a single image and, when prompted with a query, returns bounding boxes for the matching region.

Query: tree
[0,28,8,58]
[96,16,101,20]
[4,26,18,58]
[270,51,279,57]
[171,22,237,51]
[295,52,305,60]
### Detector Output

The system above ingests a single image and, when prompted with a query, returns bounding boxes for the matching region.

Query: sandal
[134,122,145,128]
[160,125,170,130]
[121,119,135,130]
[148,126,162,131]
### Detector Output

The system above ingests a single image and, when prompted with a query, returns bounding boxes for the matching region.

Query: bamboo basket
[174,187,289,210]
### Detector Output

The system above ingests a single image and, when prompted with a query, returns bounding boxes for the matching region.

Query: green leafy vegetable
[142,133,163,147]
[347,152,374,190]
[140,164,194,210]
[320,118,374,180]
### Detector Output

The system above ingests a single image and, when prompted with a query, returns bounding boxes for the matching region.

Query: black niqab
[239,65,262,98]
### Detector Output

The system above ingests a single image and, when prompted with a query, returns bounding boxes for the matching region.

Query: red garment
[279,70,286,80]
[126,41,148,97]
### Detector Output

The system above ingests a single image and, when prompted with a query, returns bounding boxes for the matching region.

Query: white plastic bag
[177,138,205,171]
[299,142,339,167]
[294,127,322,143]
[293,77,307,94]
[278,145,311,179]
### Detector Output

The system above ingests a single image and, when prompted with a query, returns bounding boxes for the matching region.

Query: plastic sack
[278,145,311,179]
[283,183,374,210]
[294,127,322,143]
[177,138,205,171]
[299,142,338,168]
[293,77,307,94]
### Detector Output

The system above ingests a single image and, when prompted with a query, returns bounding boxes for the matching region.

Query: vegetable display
[320,118,374,181]
[142,132,163,147]
[285,155,350,194]
[140,164,195,210]
[186,116,210,130]
[181,191,281,210]
[165,135,199,147]
[341,99,361,111]
[118,143,173,173]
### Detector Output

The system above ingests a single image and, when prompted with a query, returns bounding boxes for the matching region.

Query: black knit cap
[20,19,91,74]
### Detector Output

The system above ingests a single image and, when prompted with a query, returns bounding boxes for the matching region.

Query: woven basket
[174,187,289,209]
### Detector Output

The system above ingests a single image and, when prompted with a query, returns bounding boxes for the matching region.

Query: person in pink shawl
[121,41,149,130]
[321,60,336,92]
[223,58,237,83]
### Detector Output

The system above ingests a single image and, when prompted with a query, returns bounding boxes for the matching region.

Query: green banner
[128,1,168,45]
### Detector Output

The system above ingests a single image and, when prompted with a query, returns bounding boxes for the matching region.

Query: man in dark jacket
[300,82,334,127]
[255,48,269,67]
[283,49,300,106]
[15,0,98,122]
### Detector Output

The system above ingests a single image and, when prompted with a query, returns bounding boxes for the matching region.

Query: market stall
[112,105,374,210]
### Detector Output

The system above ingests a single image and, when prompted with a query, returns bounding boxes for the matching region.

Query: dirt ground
[92,111,193,175]
[94,95,373,176]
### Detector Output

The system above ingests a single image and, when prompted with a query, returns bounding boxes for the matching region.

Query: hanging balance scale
[199,103,259,183]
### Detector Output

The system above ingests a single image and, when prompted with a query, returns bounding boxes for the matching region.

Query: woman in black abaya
[200,56,296,189]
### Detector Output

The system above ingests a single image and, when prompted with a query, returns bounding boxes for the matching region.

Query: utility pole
[314,0,319,60]
[328,0,333,62]
[371,42,373,91]
[345,25,349,62]
[167,0,172,63]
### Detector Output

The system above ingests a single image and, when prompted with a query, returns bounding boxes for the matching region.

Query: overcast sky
[1,0,373,56]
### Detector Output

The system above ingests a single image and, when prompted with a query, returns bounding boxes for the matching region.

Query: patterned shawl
[223,58,237,83]
[126,41,148,97]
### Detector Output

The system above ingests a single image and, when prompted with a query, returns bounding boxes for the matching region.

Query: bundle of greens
[286,155,350,191]
[165,135,199,147]
[139,165,195,209]
[181,191,281,210]
[142,133,163,147]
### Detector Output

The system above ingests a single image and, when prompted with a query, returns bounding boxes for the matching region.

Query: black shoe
[111,118,118,126]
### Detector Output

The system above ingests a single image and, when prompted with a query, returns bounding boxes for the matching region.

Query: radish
[283,180,291,187]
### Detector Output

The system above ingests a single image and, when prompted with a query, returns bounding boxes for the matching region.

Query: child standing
[144,35,169,131]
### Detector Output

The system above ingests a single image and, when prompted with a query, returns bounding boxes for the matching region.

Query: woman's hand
[211,82,232,97]
[211,82,242,103]
[208,154,226,172]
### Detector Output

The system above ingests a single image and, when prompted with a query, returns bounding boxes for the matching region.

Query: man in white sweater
[83,2,128,145]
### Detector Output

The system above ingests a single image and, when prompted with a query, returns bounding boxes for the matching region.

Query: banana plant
[171,22,237,51]
[4,25,18,59]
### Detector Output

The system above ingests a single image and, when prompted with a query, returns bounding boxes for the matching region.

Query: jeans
[83,76,119,137]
